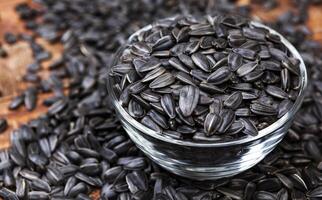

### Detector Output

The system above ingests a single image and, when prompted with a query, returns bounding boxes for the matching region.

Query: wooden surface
[0,0,321,199]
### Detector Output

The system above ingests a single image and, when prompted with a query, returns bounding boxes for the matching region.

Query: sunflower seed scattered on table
[0,0,321,199]
[110,14,301,140]
[0,118,8,134]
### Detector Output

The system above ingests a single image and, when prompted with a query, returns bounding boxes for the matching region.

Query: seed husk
[228,52,243,71]
[250,102,278,116]
[218,109,235,133]
[178,53,196,69]
[149,73,175,89]
[140,90,160,103]
[278,99,293,118]
[227,120,245,135]
[175,72,196,86]
[0,118,8,133]
[204,113,222,136]
[128,99,145,118]
[169,57,190,73]
[141,67,166,83]
[160,94,176,119]
[179,85,200,117]
[236,61,258,77]
[224,91,243,110]
[240,118,258,136]
[233,48,257,60]
[207,66,232,85]
[147,110,169,129]
[141,116,162,132]
[199,82,225,94]
[265,85,289,99]
[191,53,211,72]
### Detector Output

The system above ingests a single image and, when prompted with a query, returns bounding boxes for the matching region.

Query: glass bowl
[106,17,308,180]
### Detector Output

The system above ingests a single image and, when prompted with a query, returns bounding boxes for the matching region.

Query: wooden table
[0,0,321,199]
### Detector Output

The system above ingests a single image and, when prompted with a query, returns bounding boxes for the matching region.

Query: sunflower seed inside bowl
[110,14,301,140]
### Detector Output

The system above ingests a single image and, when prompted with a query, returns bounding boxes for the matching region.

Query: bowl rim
[106,16,308,147]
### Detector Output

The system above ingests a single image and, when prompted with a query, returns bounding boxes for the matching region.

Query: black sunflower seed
[278,99,293,118]
[176,107,195,126]
[218,109,235,133]
[160,94,176,119]
[217,187,243,200]
[131,42,152,56]
[68,182,87,197]
[0,187,19,200]
[149,73,175,89]
[254,191,277,200]
[250,102,278,116]
[141,116,162,132]
[169,57,190,74]
[175,72,196,86]
[185,40,200,54]
[112,64,133,74]
[199,82,225,94]
[179,85,200,117]
[147,110,169,129]
[153,35,174,51]
[139,58,161,73]
[178,53,196,69]
[189,26,215,36]
[129,81,147,94]
[175,27,190,43]
[243,182,256,200]
[128,99,145,118]
[191,53,211,72]
[0,118,8,133]
[204,113,222,136]
[269,47,287,61]
[243,27,266,41]
[141,67,166,83]
[227,120,245,135]
[236,61,258,77]
[233,48,257,60]
[275,173,294,189]
[9,95,24,110]
[199,36,214,49]
[240,118,258,136]
[277,188,288,200]
[265,85,289,99]
[207,66,232,85]
[228,52,243,71]
[31,178,51,193]
[28,191,49,200]
[209,98,223,114]
[16,178,28,198]
[307,186,322,198]
[24,87,38,111]
[140,90,160,103]
[224,91,243,109]
[190,69,208,81]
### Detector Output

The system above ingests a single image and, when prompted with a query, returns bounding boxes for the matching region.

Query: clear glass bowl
[106,18,308,180]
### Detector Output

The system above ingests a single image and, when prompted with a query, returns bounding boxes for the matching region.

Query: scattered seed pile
[0,0,322,199]
[110,15,301,140]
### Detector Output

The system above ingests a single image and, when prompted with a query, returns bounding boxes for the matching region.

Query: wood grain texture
[0,0,63,148]
[0,0,321,199]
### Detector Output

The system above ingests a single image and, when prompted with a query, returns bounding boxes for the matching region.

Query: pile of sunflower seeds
[0,0,321,199]
[110,14,301,140]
